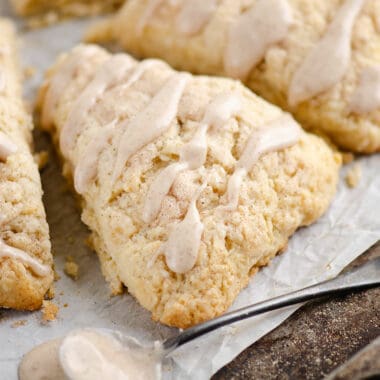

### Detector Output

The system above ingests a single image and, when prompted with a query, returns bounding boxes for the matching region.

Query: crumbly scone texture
[87,0,380,153]
[11,0,123,17]
[0,19,53,310]
[38,45,341,328]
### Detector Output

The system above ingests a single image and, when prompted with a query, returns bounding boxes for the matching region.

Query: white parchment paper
[0,3,379,379]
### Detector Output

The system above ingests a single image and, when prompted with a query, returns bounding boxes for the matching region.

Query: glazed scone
[0,19,53,310]
[87,0,380,153]
[37,44,341,328]
[11,0,124,18]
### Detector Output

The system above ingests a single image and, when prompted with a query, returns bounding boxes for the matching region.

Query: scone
[11,0,123,18]
[37,44,341,328]
[0,19,53,310]
[87,0,380,153]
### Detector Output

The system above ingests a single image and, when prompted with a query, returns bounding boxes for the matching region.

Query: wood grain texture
[214,243,380,380]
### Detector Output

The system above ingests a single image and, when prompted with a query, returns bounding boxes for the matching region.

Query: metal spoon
[100,258,380,371]
[20,258,380,380]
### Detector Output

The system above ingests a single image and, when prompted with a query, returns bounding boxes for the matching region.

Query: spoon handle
[163,257,380,352]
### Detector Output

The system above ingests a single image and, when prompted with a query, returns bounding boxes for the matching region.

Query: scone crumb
[34,151,49,170]
[64,256,79,280]
[23,66,36,80]
[54,270,61,281]
[46,285,55,300]
[41,300,59,322]
[345,164,362,188]
[11,320,27,328]
[63,303,69,308]
[341,152,355,165]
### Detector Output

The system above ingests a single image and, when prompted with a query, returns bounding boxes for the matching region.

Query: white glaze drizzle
[0,238,50,277]
[223,115,301,210]
[349,65,380,114]
[0,131,17,161]
[176,0,217,36]
[136,0,164,36]
[224,0,292,80]
[288,0,364,107]
[112,73,190,184]
[164,187,205,274]
[74,121,116,195]
[60,54,135,158]
[42,45,99,128]
[143,93,241,223]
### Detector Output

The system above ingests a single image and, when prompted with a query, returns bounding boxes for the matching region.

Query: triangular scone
[87,0,380,153]
[10,0,123,19]
[37,44,341,328]
[0,20,53,310]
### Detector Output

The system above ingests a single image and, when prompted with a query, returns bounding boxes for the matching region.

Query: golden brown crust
[11,0,124,18]
[38,45,340,328]
[87,0,380,153]
[0,19,53,311]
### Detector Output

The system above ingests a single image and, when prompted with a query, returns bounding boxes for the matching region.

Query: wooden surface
[214,243,380,380]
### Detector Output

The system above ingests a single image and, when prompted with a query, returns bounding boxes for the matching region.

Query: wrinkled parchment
[0,3,379,379]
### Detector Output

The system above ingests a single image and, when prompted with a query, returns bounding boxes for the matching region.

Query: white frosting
[112,73,190,184]
[19,330,161,380]
[42,45,99,127]
[288,0,364,107]
[349,66,380,114]
[136,0,164,35]
[60,55,135,157]
[224,115,301,210]
[74,121,116,195]
[143,93,241,223]
[164,195,204,274]
[176,0,217,36]
[0,131,17,161]
[0,238,50,277]
[224,0,292,80]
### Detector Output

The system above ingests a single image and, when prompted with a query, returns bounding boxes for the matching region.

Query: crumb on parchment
[64,256,79,280]
[345,164,362,188]
[42,300,59,322]
[11,320,27,328]
[341,152,355,165]
[34,151,49,170]
[46,285,55,300]
[23,66,36,80]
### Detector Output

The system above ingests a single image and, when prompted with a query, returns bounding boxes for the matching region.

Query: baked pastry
[37,44,341,328]
[0,19,53,310]
[11,0,123,18]
[87,0,380,153]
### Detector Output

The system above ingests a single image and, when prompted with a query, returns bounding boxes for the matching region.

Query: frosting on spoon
[289,0,364,107]
[112,73,190,184]
[0,238,50,277]
[0,131,17,161]
[349,66,380,114]
[224,115,301,210]
[224,0,292,80]
[143,93,241,223]
[19,330,162,380]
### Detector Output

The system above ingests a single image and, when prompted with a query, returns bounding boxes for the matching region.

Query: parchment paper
[0,3,379,379]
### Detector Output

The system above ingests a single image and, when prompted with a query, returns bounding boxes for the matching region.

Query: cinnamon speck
[345,164,362,188]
